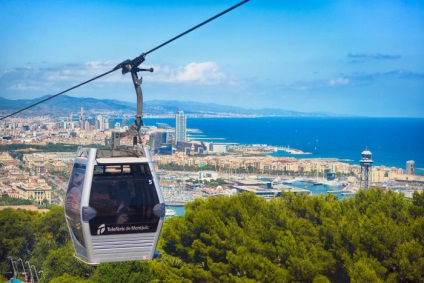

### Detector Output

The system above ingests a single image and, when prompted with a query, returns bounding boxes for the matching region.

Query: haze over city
[0,0,423,117]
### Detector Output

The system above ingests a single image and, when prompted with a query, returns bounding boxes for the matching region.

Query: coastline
[145,117,424,170]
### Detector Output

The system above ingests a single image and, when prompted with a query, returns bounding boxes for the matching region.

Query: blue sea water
[144,117,424,170]
[166,205,186,216]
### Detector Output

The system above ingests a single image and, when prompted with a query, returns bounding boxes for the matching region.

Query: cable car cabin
[64,147,165,264]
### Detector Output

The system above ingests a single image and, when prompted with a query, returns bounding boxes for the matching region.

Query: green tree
[2,188,423,282]
[42,242,95,281]
[91,261,153,283]
[0,208,39,268]
[50,273,92,283]
[37,206,70,245]
[348,255,386,283]
[159,189,424,282]
[392,239,424,282]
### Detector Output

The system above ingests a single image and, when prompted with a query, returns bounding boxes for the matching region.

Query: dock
[327,189,354,194]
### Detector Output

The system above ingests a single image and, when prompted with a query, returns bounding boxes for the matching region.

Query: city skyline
[1,0,423,118]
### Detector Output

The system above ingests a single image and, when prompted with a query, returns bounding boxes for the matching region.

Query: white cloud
[57,61,228,85]
[45,61,125,83]
[278,77,351,91]
[3,61,230,91]
[328,77,349,86]
[150,61,226,85]
[176,62,225,83]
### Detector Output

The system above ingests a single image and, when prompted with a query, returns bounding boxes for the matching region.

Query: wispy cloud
[328,77,350,86]
[278,76,351,91]
[341,70,424,83]
[347,52,401,60]
[44,61,126,83]
[149,62,227,85]
[0,61,235,94]
[278,70,423,92]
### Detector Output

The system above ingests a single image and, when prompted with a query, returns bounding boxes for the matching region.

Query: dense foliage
[0,144,81,152]
[1,189,423,282]
[159,189,423,282]
[0,144,98,161]
[0,197,34,206]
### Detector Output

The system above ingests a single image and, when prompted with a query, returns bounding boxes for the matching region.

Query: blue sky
[0,0,423,117]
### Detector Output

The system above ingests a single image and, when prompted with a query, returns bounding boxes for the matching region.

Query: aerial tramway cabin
[64,147,165,264]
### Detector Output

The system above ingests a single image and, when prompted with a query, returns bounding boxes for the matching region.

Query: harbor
[159,170,359,218]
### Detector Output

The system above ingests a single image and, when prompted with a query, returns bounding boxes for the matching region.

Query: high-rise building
[406,160,415,175]
[80,106,85,130]
[175,110,187,143]
[360,148,373,189]
[97,115,103,130]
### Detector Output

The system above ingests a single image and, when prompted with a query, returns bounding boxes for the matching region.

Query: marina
[159,171,357,218]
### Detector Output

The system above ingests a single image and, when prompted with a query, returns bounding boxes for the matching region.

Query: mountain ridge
[0,95,341,117]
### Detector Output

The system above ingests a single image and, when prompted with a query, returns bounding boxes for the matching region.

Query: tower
[406,160,415,175]
[80,106,85,130]
[175,110,187,143]
[97,115,103,130]
[360,148,373,189]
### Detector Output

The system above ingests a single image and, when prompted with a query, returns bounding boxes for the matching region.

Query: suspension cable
[0,69,116,120]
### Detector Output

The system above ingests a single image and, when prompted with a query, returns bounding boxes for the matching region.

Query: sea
[150,117,423,215]
[142,117,424,171]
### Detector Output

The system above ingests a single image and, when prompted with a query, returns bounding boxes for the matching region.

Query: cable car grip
[111,56,154,149]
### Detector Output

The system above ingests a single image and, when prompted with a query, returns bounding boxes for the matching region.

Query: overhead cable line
[0,0,249,121]
[0,69,116,121]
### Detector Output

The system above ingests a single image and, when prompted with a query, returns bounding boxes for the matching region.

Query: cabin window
[64,163,86,248]
[93,163,151,177]
[88,163,160,236]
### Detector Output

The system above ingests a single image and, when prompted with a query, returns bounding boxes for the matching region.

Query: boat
[321,180,343,187]
[165,208,176,218]
[283,178,305,184]
[312,171,324,185]
[320,170,343,187]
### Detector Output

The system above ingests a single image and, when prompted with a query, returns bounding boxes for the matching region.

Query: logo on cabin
[97,224,106,235]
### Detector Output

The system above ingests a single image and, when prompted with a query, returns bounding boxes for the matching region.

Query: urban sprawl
[1,109,423,207]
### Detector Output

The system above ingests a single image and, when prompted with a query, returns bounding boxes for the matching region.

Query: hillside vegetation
[1,188,423,282]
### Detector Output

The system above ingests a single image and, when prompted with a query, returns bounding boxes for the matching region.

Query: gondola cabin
[64,147,165,264]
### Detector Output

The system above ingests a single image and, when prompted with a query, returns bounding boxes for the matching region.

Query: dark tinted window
[89,163,160,236]
[64,163,86,247]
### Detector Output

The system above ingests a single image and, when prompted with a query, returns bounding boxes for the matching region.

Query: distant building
[157,143,173,155]
[80,106,85,130]
[15,183,52,205]
[371,168,385,183]
[360,148,373,189]
[209,143,228,154]
[175,141,206,155]
[104,117,110,130]
[198,171,218,182]
[152,132,174,155]
[153,132,171,146]
[97,115,104,130]
[406,160,415,175]
[175,110,187,143]
[108,118,114,129]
